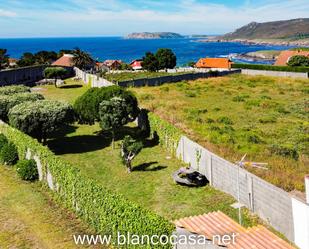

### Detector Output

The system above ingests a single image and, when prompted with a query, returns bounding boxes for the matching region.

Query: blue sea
[0,37,291,65]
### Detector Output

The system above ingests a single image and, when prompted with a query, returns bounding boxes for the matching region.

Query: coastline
[197,38,309,47]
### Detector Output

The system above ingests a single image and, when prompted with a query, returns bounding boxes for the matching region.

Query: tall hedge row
[232,63,309,73]
[148,113,182,155]
[0,123,174,248]
[0,85,30,95]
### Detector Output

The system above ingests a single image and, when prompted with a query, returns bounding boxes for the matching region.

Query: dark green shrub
[232,63,309,73]
[259,116,277,124]
[0,85,30,95]
[0,142,18,165]
[74,86,139,124]
[270,144,299,160]
[16,159,39,181]
[287,55,309,67]
[217,116,233,125]
[0,134,8,150]
[0,93,44,121]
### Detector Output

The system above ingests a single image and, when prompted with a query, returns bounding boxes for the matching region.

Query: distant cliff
[126,32,184,39]
[211,18,309,46]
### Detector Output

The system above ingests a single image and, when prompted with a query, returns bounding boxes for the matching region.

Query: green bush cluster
[74,86,139,124]
[16,159,39,181]
[0,123,174,248]
[232,63,309,73]
[0,141,18,165]
[0,92,44,121]
[0,85,30,95]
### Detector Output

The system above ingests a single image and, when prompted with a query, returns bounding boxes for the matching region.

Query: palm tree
[0,49,9,70]
[72,48,94,70]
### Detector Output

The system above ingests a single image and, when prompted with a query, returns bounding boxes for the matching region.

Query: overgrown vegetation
[133,74,309,191]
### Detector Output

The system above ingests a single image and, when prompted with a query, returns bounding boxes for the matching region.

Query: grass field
[132,74,309,192]
[104,71,187,82]
[36,79,259,227]
[0,166,105,249]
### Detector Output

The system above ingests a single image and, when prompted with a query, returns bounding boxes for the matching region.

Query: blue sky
[0,0,309,38]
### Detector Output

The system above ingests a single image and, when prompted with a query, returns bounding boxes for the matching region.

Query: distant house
[8,58,18,67]
[103,60,123,70]
[130,60,143,70]
[52,54,74,67]
[196,58,232,69]
[275,50,309,66]
[96,62,109,71]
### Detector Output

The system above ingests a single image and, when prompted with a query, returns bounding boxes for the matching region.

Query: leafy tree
[121,135,143,173]
[8,100,75,144]
[287,55,309,67]
[155,48,177,69]
[74,85,139,124]
[17,52,36,67]
[35,51,58,64]
[142,52,159,72]
[99,97,131,148]
[0,49,9,70]
[44,67,68,87]
[0,92,44,122]
[186,61,196,67]
[72,47,94,70]
[119,63,133,70]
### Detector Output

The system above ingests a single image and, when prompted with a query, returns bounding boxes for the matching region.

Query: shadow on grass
[133,161,167,172]
[47,134,111,155]
[59,84,83,89]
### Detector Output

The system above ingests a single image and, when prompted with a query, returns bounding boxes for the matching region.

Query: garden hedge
[0,123,174,248]
[232,63,309,73]
[0,85,30,95]
[148,112,182,155]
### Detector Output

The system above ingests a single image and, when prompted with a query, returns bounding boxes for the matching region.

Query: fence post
[305,175,309,204]
[207,154,213,185]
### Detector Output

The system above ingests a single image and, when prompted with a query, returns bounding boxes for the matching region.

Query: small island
[125,32,184,39]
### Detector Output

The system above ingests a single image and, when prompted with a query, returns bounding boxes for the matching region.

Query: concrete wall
[0,65,46,86]
[176,136,309,248]
[74,67,114,87]
[241,69,308,78]
[118,70,241,87]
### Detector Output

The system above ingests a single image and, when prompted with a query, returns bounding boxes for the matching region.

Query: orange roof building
[52,54,74,67]
[196,58,232,69]
[275,50,309,66]
[174,211,295,249]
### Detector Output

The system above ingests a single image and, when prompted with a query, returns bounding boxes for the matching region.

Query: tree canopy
[72,48,94,70]
[17,51,58,67]
[74,85,139,124]
[99,97,131,148]
[142,52,159,72]
[0,49,9,70]
[0,92,44,122]
[121,135,143,173]
[156,48,177,69]
[287,55,309,67]
[8,100,75,143]
[44,67,68,87]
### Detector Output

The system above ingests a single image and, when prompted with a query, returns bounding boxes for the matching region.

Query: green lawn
[0,166,105,249]
[104,71,188,82]
[35,79,259,227]
[132,74,309,192]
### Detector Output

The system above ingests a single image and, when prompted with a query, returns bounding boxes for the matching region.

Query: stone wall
[241,69,308,78]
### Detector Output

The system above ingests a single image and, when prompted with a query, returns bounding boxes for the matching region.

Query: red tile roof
[275,50,309,66]
[52,54,74,67]
[174,211,295,249]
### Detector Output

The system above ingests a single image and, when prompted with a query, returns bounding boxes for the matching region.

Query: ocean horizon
[0,37,291,66]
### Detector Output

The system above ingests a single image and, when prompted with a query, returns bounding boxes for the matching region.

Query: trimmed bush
[16,159,39,181]
[232,63,309,73]
[74,86,139,124]
[0,123,174,248]
[0,92,44,121]
[0,133,8,150]
[0,85,30,95]
[8,100,75,143]
[0,142,18,165]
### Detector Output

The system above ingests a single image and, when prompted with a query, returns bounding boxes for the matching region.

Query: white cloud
[0,9,17,17]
